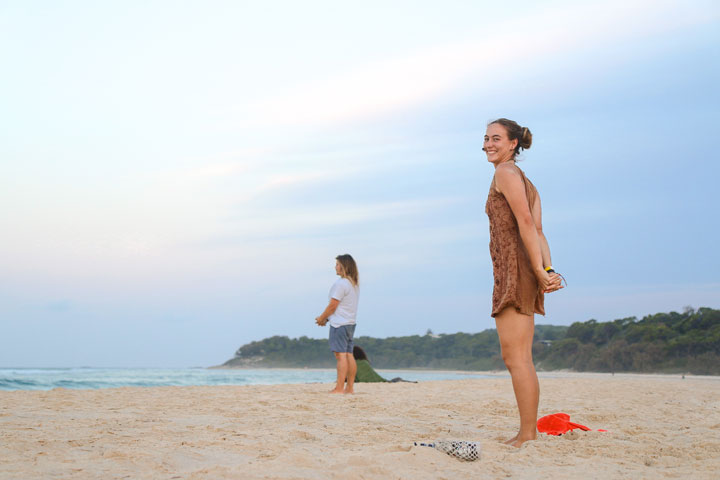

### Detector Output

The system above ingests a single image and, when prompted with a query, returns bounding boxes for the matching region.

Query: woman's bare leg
[344,354,356,394]
[330,352,347,393]
[495,306,539,448]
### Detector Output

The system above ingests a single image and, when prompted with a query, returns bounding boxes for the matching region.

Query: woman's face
[484,123,517,165]
[335,260,344,276]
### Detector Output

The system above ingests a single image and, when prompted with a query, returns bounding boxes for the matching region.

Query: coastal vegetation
[219,307,720,374]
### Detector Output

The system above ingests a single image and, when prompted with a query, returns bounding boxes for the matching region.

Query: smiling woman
[483,118,564,448]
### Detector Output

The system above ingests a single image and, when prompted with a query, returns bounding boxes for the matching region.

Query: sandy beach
[1,372,719,479]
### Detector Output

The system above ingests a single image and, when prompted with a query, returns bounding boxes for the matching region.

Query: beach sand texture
[1,374,719,479]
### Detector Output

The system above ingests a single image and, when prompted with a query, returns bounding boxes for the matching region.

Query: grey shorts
[329,324,356,353]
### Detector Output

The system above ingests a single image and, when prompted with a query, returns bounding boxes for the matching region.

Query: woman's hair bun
[519,126,532,150]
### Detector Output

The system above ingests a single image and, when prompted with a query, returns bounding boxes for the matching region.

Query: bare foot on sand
[504,433,536,448]
[328,389,344,394]
[343,389,354,394]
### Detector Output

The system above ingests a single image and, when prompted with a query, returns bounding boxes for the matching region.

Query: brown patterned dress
[485,166,545,317]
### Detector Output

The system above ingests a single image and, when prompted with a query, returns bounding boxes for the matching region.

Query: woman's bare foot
[503,434,518,445]
[508,433,536,448]
[343,388,354,394]
[329,389,344,394]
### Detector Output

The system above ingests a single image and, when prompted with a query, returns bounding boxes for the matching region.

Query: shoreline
[209,365,503,374]
[209,366,720,380]
[6,364,719,381]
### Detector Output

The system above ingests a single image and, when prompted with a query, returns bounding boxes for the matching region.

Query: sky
[1,0,719,367]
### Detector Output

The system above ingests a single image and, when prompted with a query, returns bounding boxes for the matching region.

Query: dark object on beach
[388,376,415,383]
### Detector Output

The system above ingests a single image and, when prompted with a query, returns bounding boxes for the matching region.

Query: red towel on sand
[537,413,591,435]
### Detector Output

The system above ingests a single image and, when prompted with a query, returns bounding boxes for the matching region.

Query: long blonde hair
[336,254,359,286]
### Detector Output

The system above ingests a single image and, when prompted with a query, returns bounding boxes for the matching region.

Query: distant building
[425,329,441,339]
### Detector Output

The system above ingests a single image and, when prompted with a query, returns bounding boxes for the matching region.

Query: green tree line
[219,307,720,374]
[533,307,720,374]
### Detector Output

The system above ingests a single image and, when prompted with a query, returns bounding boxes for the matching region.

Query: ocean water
[0,367,493,391]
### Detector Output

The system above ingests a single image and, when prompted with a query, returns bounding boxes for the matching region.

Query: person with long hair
[315,254,360,394]
[353,346,415,383]
[352,346,387,383]
[484,118,564,447]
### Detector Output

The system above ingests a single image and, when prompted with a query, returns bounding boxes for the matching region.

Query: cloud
[226,195,470,242]
[44,300,74,313]
[237,0,715,129]
[150,133,450,209]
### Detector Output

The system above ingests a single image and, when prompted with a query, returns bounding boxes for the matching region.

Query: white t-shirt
[328,277,359,328]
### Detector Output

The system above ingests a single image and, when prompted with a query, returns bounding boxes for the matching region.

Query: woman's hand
[316,299,339,326]
[537,271,564,294]
[545,272,564,293]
